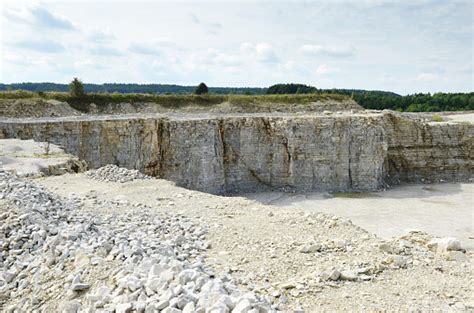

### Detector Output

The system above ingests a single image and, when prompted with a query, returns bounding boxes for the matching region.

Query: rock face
[384,114,473,184]
[0,112,472,193]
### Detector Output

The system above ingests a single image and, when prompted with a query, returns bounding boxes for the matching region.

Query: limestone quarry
[0,98,473,312]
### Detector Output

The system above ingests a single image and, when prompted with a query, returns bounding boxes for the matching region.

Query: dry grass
[0,90,350,108]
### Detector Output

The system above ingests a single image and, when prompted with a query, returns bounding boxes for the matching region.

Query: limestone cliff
[383,114,473,184]
[0,112,472,194]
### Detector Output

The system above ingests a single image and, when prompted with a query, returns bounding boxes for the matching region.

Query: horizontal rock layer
[0,112,472,193]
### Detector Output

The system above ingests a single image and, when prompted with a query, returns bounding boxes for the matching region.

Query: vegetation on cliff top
[0,82,264,95]
[352,92,474,112]
[0,82,472,112]
[0,90,349,112]
[194,82,209,95]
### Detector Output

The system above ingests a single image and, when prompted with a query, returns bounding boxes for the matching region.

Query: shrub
[195,83,208,95]
[432,114,443,122]
[267,83,317,94]
[69,78,85,98]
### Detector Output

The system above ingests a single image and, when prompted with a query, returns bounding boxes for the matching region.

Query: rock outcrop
[0,112,472,193]
[383,114,473,184]
[0,138,86,177]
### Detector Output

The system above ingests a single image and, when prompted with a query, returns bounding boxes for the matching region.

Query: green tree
[195,82,208,95]
[267,83,317,94]
[69,77,85,97]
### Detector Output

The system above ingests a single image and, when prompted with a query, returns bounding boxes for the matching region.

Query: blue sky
[1,0,472,94]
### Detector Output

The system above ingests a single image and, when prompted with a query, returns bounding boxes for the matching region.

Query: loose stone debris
[1,166,473,311]
[0,170,271,312]
[85,164,150,183]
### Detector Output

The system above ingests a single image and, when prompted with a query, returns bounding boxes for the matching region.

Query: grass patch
[0,90,38,99]
[431,114,443,122]
[0,90,350,110]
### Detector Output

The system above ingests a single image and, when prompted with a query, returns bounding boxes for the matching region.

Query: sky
[0,0,472,95]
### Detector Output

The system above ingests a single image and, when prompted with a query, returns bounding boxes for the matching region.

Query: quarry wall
[0,112,472,193]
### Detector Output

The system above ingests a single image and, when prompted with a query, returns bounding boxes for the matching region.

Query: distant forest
[0,82,472,112]
[266,84,473,112]
[0,82,265,95]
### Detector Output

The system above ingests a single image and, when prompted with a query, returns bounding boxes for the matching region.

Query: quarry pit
[1,110,472,194]
[0,99,473,312]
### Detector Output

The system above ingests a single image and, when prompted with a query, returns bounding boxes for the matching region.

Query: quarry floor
[35,173,473,311]
[246,183,474,250]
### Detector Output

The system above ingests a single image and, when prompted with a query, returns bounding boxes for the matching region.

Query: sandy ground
[442,112,474,123]
[0,139,84,177]
[245,183,474,250]
[34,174,474,311]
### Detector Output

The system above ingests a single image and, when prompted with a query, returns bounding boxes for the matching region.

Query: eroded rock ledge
[0,112,472,193]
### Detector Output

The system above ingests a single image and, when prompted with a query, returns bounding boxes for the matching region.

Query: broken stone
[340,270,358,281]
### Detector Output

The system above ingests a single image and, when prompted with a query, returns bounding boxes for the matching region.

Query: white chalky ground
[246,183,474,250]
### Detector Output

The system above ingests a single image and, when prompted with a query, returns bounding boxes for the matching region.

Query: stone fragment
[74,251,90,268]
[71,283,91,291]
[62,301,81,313]
[182,302,195,313]
[299,244,321,253]
[156,300,170,310]
[427,238,462,253]
[160,269,174,283]
[445,251,468,262]
[340,270,358,281]
[233,299,252,313]
[161,308,182,313]
[322,269,341,281]
[280,282,296,289]
[116,302,133,313]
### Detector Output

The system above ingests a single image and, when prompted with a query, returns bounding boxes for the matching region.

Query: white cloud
[300,44,355,57]
[282,60,296,71]
[5,4,76,30]
[255,43,278,63]
[458,64,472,75]
[1,1,471,94]
[316,64,341,75]
[89,45,124,57]
[13,39,65,53]
[73,59,105,70]
[129,38,173,55]
[215,54,241,66]
[88,28,116,42]
[129,43,161,55]
[189,13,200,24]
[239,42,279,63]
[207,49,242,67]
[189,13,223,35]
[4,53,52,67]
[240,42,254,53]
[416,73,440,81]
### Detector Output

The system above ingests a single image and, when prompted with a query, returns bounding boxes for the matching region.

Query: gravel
[0,170,272,312]
[85,164,150,183]
[2,165,473,311]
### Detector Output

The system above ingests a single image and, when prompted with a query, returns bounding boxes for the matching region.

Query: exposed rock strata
[0,112,472,193]
[384,114,473,184]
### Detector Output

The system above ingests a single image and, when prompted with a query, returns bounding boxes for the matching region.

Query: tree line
[351,92,474,112]
[1,82,472,112]
[0,82,265,95]
[265,84,473,112]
